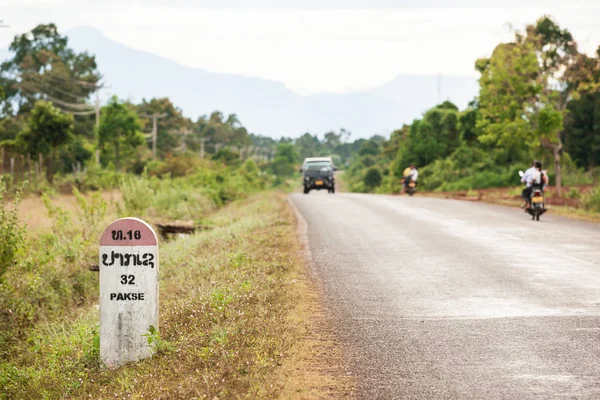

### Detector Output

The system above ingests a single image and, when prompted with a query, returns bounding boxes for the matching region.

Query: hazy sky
[1,0,599,95]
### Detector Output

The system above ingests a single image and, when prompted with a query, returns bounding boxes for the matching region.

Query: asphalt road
[290,192,600,399]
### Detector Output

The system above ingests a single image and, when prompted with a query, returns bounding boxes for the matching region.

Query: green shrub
[0,180,25,281]
[582,186,600,213]
[566,187,581,199]
[146,154,203,177]
[150,182,215,221]
[0,190,95,357]
[119,176,154,217]
[364,167,383,191]
[81,164,123,190]
[213,148,241,167]
[376,174,403,194]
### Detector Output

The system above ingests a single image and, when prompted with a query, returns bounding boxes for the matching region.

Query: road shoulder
[279,195,355,399]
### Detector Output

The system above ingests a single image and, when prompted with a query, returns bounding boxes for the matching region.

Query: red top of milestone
[100,218,158,246]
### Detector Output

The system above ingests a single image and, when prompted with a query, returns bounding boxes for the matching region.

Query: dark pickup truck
[302,161,335,194]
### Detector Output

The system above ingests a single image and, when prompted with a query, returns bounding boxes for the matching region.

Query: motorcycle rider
[521,160,538,209]
[402,164,419,193]
[523,161,548,210]
[536,161,549,189]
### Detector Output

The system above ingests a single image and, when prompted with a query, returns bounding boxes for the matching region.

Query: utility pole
[141,113,167,159]
[199,137,207,159]
[95,92,101,128]
[94,92,101,164]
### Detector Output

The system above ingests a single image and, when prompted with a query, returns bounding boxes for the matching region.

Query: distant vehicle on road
[302,159,336,194]
[301,157,335,171]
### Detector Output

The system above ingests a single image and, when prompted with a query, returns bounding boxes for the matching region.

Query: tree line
[341,16,600,196]
[1,18,598,195]
[0,23,287,185]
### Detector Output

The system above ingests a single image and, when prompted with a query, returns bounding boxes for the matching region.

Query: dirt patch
[418,185,600,222]
[435,185,595,205]
[17,190,121,230]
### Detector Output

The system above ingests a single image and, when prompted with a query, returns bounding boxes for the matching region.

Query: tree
[399,103,462,168]
[323,130,343,153]
[213,148,241,166]
[193,110,252,155]
[295,133,322,160]
[459,106,479,144]
[364,167,383,191]
[563,48,600,169]
[16,100,74,181]
[475,42,540,161]
[0,23,100,117]
[525,16,579,196]
[272,143,298,177]
[564,92,600,169]
[98,97,144,171]
[358,140,380,157]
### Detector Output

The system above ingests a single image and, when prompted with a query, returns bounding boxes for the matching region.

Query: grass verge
[1,191,350,399]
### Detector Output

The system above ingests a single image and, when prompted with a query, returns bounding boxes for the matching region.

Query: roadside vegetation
[336,16,600,198]
[1,18,599,201]
[268,16,598,205]
[0,176,347,398]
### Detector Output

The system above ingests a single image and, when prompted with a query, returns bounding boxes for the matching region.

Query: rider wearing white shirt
[402,164,419,193]
[521,163,537,187]
[408,165,419,182]
[521,160,538,208]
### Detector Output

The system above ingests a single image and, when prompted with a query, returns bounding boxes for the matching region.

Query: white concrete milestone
[99,218,158,368]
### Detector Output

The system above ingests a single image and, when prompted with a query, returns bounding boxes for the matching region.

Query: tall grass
[0,160,271,362]
[0,179,25,281]
[582,186,600,213]
[0,192,309,399]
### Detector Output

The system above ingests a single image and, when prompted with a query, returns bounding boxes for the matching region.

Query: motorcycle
[401,179,416,196]
[518,171,547,221]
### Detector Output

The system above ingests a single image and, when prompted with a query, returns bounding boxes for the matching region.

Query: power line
[26,74,89,102]
[20,81,94,111]
[168,128,193,153]
[42,74,103,90]
[70,110,97,116]
[40,94,94,111]
[19,76,108,127]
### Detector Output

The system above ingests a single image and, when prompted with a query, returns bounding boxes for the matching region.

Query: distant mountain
[3,27,480,138]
